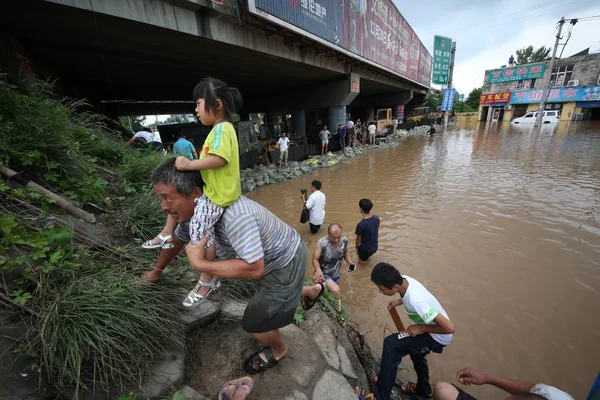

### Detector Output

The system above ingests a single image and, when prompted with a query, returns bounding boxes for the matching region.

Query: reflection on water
[247,121,600,399]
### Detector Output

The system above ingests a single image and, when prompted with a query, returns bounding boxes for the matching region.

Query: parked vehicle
[511,110,560,124]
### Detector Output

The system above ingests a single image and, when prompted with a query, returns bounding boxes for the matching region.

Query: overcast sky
[393,0,600,95]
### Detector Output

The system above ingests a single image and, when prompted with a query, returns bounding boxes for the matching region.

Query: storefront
[478,92,511,122]
[575,101,600,120]
[510,86,600,121]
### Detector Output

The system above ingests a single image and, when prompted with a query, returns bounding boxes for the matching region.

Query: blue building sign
[510,86,600,104]
[441,88,457,111]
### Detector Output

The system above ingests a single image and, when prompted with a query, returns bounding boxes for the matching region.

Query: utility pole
[443,41,456,129]
[535,17,565,127]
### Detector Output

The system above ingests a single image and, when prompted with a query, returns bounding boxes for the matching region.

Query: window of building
[550,65,574,87]
[516,79,536,90]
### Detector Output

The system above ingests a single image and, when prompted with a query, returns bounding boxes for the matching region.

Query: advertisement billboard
[488,63,545,83]
[250,0,431,87]
[510,86,600,104]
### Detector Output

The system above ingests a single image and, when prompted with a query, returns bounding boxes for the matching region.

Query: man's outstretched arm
[456,368,534,394]
[141,238,185,281]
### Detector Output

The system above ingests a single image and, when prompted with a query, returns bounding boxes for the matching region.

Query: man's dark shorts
[309,223,321,234]
[358,247,377,262]
[242,243,307,333]
[453,385,478,400]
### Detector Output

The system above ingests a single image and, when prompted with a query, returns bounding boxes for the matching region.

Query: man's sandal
[400,382,432,398]
[182,279,221,308]
[243,347,280,374]
[141,233,175,250]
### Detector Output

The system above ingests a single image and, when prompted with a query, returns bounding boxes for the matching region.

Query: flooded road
[247,121,600,399]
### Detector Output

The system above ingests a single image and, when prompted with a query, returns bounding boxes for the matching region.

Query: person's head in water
[359,198,373,215]
[327,223,343,247]
[371,262,405,296]
[311,180,322,193]
[151,158,204,223]
[193,77,243,127]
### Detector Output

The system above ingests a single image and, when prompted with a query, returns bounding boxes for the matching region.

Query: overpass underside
[1,0,428,134]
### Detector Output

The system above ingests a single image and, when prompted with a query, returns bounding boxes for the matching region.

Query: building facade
[478,51,600,122]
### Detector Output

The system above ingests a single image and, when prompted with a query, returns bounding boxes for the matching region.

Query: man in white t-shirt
[368,123,377,145]
[433,368,574,400]
[125,128,162,149]
[319,125,330,154]
[370,262,455,399]
[278,132,290,167]
[303,180,326,234]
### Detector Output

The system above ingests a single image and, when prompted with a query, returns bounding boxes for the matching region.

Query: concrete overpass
[1,0,431,135]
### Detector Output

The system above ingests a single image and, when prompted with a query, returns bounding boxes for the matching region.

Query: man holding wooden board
[370,262,455,400]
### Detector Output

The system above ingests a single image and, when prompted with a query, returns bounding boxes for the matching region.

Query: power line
[457,0,585,35]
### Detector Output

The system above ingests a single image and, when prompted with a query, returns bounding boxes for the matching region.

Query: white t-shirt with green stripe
[402,276,453,346]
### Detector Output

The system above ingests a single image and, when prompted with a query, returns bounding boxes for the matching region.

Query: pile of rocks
[240,124,452,193]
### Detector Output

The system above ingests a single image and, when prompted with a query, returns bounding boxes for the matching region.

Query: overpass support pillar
[267,111,282,124]
[292,109,306,136]
[328,106,346,130]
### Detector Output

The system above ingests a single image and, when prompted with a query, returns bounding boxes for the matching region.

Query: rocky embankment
[241,125,446,193]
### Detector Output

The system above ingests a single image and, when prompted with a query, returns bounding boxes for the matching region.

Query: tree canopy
[465,87,482,109]
[426,88,442,111]
[515,46,551,64]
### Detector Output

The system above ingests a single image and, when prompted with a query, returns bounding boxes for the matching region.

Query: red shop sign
[479,92,511,104]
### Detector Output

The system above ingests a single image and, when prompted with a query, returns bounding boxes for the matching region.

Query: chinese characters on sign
[479,92,511,104]
[510,86,600,104]
[300,0,327,20]
[441,88,457,111]
[432,35,452,85]
[488,64,545,83]
[252,0,432,87]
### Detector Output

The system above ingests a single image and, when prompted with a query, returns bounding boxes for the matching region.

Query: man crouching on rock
[142,158,307,374]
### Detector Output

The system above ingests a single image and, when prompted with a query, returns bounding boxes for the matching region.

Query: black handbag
[300,207,309,224]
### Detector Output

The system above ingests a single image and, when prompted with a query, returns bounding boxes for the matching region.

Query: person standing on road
[337,123,346,151]
[368,122,377,145]
[172,131,198,160]
[278,131,290,167]
[302,180,326,234]
[346,120,355,148]
[320,125,331,154]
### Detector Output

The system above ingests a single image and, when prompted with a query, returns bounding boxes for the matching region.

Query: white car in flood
[511,110,560,124]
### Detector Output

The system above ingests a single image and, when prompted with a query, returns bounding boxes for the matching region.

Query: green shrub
[115,185,165,240]
[37,268,182,393]
[0,205,183,395]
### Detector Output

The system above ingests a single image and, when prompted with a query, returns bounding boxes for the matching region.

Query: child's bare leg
[190,244,217,296]
[149,215,177,246]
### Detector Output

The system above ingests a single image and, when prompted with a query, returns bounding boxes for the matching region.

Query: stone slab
[312,323,340,370]
[141,351,185,399]
[176,385,209,400]
[220,300,247,320]
[177,301,218,332]
[312,369,357,400]
[337,343,358,379]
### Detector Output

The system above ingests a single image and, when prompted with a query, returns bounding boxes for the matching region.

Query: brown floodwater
[247,120,600,399]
